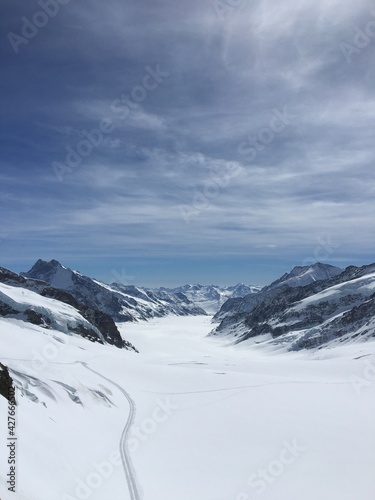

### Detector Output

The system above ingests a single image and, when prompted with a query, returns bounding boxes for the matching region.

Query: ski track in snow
[3,358,142,500]
[80,362,141,500]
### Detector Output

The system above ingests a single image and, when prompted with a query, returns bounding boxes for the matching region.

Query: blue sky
[1,0,374,287]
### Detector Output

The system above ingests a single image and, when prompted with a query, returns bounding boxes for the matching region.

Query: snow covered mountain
[213,262,342,322]
[266,262,343,289]
[211,262,375,350]
[0,266,136,350]
[161,283,261,314]
[22,260,206,322]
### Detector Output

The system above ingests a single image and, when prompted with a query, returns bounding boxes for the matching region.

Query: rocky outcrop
[0,363,15,404]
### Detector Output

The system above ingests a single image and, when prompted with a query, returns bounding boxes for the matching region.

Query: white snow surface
[48,264,75,290]
[0,315,375,500]
[0,282,103,339]
[291,272,375,311]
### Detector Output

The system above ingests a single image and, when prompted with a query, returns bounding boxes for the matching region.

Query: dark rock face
[0,363,15,404]
[212,263,375,350]
[0,266,137,351]
[0,301,18,316]
[291,294,375,350]
[0,266,27,284]
[24,309,49,326]
[213,263,343,323]
[80,307,136,350]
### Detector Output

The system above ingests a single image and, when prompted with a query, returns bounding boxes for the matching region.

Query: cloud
[1,0,374,284]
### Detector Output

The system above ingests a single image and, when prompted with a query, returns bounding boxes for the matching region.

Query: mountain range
[211,262,375,350]
[161,283,261,314]
[1,259,374,354]
[0,259,264,357]
[22,259,207,321]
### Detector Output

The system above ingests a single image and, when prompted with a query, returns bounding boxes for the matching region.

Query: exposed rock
[0,363,16,404]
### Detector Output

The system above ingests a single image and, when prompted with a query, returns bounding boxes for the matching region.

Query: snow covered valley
[1,315,375,500]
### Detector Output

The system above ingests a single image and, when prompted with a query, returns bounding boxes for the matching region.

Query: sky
[1,0,374,287]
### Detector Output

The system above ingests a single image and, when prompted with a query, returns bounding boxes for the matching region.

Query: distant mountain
[213,263,342,322]
[266,262,343,289]
[22,260,206,322]
[0,266,136,350]
[161,283,262,314]
[211,262,375,350]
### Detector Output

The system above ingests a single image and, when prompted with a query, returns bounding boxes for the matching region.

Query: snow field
[0,315,374,499]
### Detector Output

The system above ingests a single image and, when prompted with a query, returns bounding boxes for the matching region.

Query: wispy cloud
[1,0,374,284]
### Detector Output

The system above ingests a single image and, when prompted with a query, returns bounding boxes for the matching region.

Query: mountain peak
[22,259,74,289]
[311,262,339,270]
[29,259,64,271]
[50,259,63,267]
[268,262,342,290]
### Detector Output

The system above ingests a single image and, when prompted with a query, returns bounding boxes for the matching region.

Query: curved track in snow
[80,363,141,500]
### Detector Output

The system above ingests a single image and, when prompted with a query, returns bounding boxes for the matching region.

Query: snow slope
[1,315,375,500]
[0,282,105,341]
